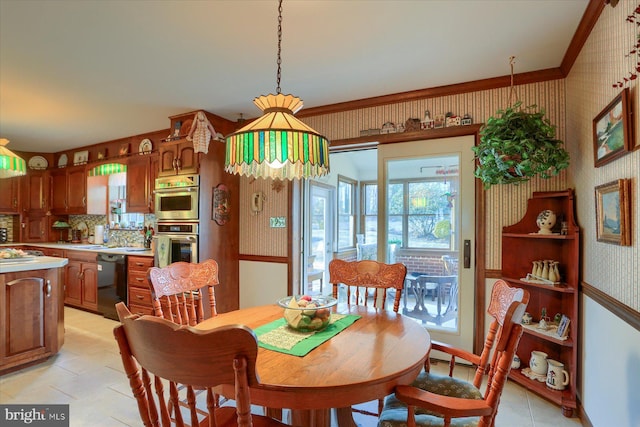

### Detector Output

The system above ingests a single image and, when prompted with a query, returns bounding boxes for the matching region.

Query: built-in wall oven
[154,174,199,221]
[154,221,198,267]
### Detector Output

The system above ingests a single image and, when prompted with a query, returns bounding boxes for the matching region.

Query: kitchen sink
[70,244,107,249]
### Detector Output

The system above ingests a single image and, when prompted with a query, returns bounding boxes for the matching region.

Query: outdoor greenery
[472,102,570,189]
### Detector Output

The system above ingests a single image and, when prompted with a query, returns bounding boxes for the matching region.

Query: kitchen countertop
[0,242,154,257]
[0,256,69,274]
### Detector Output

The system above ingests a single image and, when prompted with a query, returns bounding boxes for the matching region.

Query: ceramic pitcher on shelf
[530,351,548,376]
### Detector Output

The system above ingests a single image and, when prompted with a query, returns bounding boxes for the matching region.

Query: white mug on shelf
[546,359,570,390]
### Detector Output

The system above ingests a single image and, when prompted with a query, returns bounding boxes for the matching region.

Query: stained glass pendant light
[225,0,330,180]
[0,138,27,179]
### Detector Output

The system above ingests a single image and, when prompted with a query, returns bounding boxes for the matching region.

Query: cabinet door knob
[45,280,51,297]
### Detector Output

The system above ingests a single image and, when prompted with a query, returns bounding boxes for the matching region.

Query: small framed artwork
[119,143,129,156]
[556,315,570,338]
[595,178,631,246]
[97,148,108,160]
[212,184,230,226]
[593,88,632,167]
[73,150,89,165]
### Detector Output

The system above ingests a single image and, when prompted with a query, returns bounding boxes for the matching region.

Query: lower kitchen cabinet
[127,255,155,316]
[0,267,64,373]
[64,250,98,311]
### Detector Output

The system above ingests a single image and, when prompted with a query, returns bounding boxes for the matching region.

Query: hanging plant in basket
[472,58,570,189]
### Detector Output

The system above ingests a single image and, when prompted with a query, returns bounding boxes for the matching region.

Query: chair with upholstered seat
[378,279,529,427]
[329,258,407,418]
[147,259,219,326]
[113,302,289,427]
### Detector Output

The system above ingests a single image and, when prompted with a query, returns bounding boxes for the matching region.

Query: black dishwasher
[97,253,127,321]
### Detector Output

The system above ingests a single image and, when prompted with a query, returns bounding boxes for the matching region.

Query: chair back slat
[329,259,406,312]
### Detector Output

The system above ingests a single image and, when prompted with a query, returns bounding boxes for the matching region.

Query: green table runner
[255,314,361,357]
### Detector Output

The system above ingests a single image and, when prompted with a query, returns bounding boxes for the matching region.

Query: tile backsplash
[0,214,14,242]
[69,214,156,247]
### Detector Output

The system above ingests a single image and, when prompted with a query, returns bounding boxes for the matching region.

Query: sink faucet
[109,232,121,247]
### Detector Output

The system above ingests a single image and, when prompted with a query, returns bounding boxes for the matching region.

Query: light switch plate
[270,217,286,228]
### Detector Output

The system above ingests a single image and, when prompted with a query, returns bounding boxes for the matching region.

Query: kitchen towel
[156,236,170,268]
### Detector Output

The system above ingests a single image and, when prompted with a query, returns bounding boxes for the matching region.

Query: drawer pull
[136,295,144,300]
[136,262,144,266]
[136,277,144,282]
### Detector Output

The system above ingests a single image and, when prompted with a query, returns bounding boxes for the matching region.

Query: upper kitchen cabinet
[127,153,157,213]
[158,140,198,176]
[50,165,87,215]
[24,170,49,214]
[0,175,22,214]
[157,109,229,176]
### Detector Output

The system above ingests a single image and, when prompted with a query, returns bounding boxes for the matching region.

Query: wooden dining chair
[329,258,407,313]
[147,258,222,420]
[378,279,529,427]
[113,302,289,427]
[147,258,219,326]
[329,258,407,418]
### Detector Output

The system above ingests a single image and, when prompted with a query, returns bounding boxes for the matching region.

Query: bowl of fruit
[277,295,338,332]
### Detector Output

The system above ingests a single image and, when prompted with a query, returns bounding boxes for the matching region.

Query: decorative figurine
[536,210,557,234]
[187,111,217,154]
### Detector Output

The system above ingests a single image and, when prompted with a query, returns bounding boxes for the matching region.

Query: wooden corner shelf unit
[502,189,580,418]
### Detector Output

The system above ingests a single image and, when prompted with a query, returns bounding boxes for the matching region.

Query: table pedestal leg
[335,407,358,427]
[290,408,332,427]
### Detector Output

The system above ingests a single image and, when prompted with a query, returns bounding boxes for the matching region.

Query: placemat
[255,314,361,357]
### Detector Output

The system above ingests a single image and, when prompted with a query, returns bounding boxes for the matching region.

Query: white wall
[581,296,640,427]
[239,260,288,308]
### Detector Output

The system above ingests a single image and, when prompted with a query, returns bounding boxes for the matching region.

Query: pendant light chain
[276,0,283,94]
[509,55,517,106]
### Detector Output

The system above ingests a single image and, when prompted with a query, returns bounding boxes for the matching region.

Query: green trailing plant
[472,102,570,189]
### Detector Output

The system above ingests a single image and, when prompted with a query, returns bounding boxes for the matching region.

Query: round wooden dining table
[195,303,431,427]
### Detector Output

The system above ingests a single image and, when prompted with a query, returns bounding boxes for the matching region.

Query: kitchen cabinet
[126,255,155,316]
[24,170,49,214]
[126,154,157,213]
[0,176,22,214]
[50,165,87,215]
[64,250,98,311]
[23,215,49,243]
[0,267,64,374]
[502,190,579,417]
[158,140,198,176]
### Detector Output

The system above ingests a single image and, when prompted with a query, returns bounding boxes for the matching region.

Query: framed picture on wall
[595,178,631,246]
[592,88,632,167]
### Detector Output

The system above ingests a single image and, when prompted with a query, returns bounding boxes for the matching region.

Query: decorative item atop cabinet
[502,189,579,418]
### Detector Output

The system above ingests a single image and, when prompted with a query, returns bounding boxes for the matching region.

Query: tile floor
[0,307,584,427]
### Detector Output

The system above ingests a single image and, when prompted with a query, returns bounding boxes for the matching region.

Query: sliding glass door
[378,136,476,351]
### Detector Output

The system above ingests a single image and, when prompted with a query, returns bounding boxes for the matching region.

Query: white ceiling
[0,0,590,153]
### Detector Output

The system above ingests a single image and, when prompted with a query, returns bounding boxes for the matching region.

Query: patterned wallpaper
[239,178,289,257]
[566,0,639,311]
[303,81,569,270]
[239,1,639,313]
